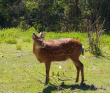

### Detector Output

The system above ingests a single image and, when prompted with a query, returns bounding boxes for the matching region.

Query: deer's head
[32,32,46,48]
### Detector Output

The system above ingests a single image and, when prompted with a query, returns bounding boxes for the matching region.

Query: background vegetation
[0,0,110,32]
[0,0,110,54]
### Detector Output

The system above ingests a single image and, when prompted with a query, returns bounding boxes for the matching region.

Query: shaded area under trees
[0,0,110,33]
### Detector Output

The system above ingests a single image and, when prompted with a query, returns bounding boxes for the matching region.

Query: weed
[19,20,29,31]
[16,44,22,50]
[57,72,60,76]
[52,72,55,76]
[87,17,104,56]
[5,38,17,44]
[23,38,31,43]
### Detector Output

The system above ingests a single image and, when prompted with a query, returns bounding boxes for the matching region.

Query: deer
[32,32,84,85]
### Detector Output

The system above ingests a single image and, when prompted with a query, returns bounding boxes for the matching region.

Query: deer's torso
[33,38,82,63]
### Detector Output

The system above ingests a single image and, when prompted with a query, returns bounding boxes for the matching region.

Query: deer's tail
[81,45,84,55]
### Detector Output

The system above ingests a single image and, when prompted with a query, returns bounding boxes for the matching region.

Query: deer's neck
[33,43,41,55]
[33,43,45,63]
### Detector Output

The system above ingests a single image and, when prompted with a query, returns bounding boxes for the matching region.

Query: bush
[87,18,104,56]
[23,38,31,43]
[16,44,22,50]
[19,20,29,31]
[33,23,45,32]
[5,38,17,44]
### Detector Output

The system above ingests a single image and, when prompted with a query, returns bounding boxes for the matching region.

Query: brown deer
[32,32,84,85]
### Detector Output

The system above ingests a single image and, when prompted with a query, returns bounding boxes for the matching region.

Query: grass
[5,38,17,44]
[16,44,22,50]
[0,28,110,93]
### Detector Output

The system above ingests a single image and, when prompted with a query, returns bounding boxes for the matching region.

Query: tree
[0,0,24,28]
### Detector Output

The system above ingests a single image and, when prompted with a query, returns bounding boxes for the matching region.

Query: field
[0,28,110,93]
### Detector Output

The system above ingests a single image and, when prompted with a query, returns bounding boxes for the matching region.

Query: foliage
[0,0,25,27]
[87,17,104,56]
[5,38,17,44]
[0,0,110,32]
[19,20,29,31]
[16,44,22,50]
[26,1,38,11]
[23,38,31,43]
[87,0,110,31]
[33,23,45,32]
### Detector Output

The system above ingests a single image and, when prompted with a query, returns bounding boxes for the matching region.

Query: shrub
[5,38,17,44]
[19,20,29,31]
[23,38,31,43]
[87,17,104,56]
[33,23,45,32]
[16,45,22,50]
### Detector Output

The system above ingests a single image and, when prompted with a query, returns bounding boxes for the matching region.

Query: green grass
[0,28,110,93]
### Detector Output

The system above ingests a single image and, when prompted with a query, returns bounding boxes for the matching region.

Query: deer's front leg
[45,62,51,85]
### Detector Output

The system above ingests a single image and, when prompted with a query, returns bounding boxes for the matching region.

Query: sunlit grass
[0,28,110,92]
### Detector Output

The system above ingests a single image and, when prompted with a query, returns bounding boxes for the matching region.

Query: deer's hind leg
[75,65,80,83]
[70,57,84,83]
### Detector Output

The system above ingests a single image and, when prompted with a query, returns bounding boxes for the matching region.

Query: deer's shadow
[42,83,97,93]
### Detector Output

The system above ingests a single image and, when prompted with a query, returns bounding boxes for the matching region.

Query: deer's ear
[32,34,35,40]
[40,32,46,38]
[41,33,46,38]
[32,32,37,40]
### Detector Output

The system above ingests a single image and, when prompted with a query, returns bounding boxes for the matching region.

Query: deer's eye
[36,39,42,43]
[39,40,42,43]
